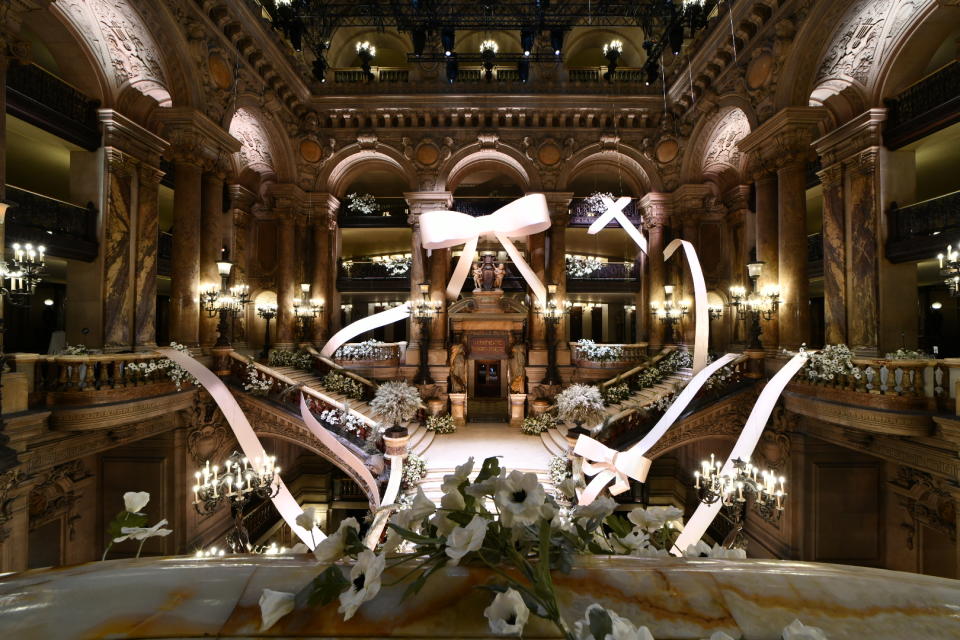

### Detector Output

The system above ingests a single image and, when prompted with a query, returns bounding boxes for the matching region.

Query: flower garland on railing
[425,413,456,434]
[61,344,90,355]
[320,371,365,401]
[575,339,624,363]
[318,407,369,440]
[259,456,750,638]
[345,192,380,216]
[382,255,411,276]
[521,412,556,435]
[602,382,631,405]
[400,452,427,491]
[335,339,392,361]
[885,348,930,360]
[243,363,274,396]
[126,342,197,390]
[268,348,313,371]
[565,255,604,277]
[802,343,861,383]
[583,191,614,215]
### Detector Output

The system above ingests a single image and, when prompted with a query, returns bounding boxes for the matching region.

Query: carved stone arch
[438,144,541,192]
[643,397,753,460]
[557,144,662,194]
[564,27,645,67]
[681,105,753,191]
[322,147,419,197]
[327,27,414,68]
[225,104,298,184]
[50,0,174,109]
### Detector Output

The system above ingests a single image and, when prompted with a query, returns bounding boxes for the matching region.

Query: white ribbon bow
[587,196,647,255]
[420,193,552,307]
[574,435,652,505]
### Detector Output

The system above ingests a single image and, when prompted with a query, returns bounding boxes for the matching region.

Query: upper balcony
[5,185,99,262]
[338,197,409,228]
[886,190,960,263]
[568,197,642,227]
[336,258,410,292]
[885,60,960,149]
[6,62,100,150]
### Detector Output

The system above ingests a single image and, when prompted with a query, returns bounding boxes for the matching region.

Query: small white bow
[574,435,652,505]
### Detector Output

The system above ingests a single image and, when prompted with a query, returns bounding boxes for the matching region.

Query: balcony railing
[567,261,637,280]
[569,198,641,226]
[5,186,99,262]
[337,198,408,227]
[570,343,650,368]
[6,62,100,150]
[333,342,403,368]
[886,190,960,263]
[452,198,517,217]
[885,60,960,148]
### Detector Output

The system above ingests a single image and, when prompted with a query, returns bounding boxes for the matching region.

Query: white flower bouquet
[61,344,90,355]
[370,380,421,428]
[576,339,624,363]
[521,412,557,435]
[335,339,391,361]
[382,255,411,276]
[583,191,614,215]
[243,363,273,396]
[803,343,861,384]
[320,371,365,401]
[425,413,456,434]
[345,192,381,216]
[268,348,313,371]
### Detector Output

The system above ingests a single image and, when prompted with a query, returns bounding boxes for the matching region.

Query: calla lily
[573,604,652,640]
[295,506,317,531]
[113,519,173,543]
[573,495,617,523]
[259,589,295,631]
[683,540,713,557]
[338,549,385,621]
[123,491,150,514]
[441,457,475,494]
[313,517,359,563]
[483,588,529,636]
[445,515,488,565]
[781,619,828,640]
[494,470,546,528]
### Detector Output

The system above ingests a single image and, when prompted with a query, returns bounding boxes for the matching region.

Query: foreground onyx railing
[886,190,960,263]
[6,186,99,262]
[6,62,100,149]
[885,60,960,148]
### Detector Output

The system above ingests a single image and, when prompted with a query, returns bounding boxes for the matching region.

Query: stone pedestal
[509,393,527,427]
[530,398,551,416]
[449,393,467,427]
[744,349,766,379]
[427,398,446,416]
[382,427,410,457]
[1,372,27,413]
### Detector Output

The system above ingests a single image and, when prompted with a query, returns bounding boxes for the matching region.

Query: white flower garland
[382,256,411,276]
[425,413,456,434]
[336,339,392,361]
[548,455,571,486]
[583,191,614,216]
[804,343,862,382]
[401,452,427,490]
[576,339,624,363]
[566,255,604,277]
[243,364,273,396]
[345,192,380,216]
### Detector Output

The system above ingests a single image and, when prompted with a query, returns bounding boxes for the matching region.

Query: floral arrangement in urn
[555,384,606,431]
[259,456,757,638]
[370,380,421,430]
[344,192,380,216]
[425,413,456,434]
[575,339,624,363]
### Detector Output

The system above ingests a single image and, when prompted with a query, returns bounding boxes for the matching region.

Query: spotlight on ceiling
[550,29,564,56]
[441,28,456,57]
[446,56,458,83]
[669,22,684,55]
[412,29,426,57]
[521,29,534,56]
[644,60,659,86]
[518,58,530,82]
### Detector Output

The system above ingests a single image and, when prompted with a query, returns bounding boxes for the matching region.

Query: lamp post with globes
[538,284,570,386]
[650,285,688,344]
[729,261,780,350]
[257,303,278,360]
[292,283,323,342]
[200,251,250,348]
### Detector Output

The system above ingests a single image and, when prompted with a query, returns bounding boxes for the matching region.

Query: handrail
[570,342,650,369]
[597,346,676,393]
[303,346,380,393]
[794,356,951,402]
[11,350,180,393]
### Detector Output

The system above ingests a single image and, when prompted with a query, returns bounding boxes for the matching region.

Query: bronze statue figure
[449,340,468,393]
[508,342,526,394]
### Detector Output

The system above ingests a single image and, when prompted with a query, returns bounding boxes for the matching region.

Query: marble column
[429,248,449,349]
[169,157,203,346]
[404,192,453,360]
[681,216,699,346]
[545,193,573,354]
[228,185,255,347]
[528,231,547,349]
[778,159,810,350]
[635,249,649,344]
[311,219,330,343]
[101,150,136,352]
[818,163,847,346]
[755,173,780,349]
[640,193,672,352]
[276,215,296,346]
[199,171,224,347]
[135,164,163,349]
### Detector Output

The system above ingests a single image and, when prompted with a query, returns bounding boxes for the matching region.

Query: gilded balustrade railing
[10,351,183,397]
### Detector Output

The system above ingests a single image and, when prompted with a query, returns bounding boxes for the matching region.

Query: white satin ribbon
[321,302,411,359]
[158,348,323,548]
[420,193,552,307]
[664,239,709,374]
[671,353,808,555]
[299,394,381,509]
[363,454,403,550]
[574,436,652,505]
[587,196,647,255]
[574,353,738,505]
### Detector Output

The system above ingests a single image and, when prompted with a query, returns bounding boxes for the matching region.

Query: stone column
[635,249,649,343]
[755,173,780,349]
[135,163,164,349]
[545,193,573,354]
[199,170,225,347]
[404,192,453,364]
[429,248,449,348]
[275,215,296,346]
[640,193,672,352]
[228,185,256,347]
[0,473,33,573]
[101,149,137,352]
[778,159,810,351]
[169,156,204,346]
[305,193,339,340]
[528,231,547,348]
[817,163,847,345]
[681,216,699,346]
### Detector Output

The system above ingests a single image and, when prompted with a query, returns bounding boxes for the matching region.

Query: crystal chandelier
[2,242,46,307]
[938,245,960,296]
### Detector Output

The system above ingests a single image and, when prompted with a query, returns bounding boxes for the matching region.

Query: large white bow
[574,435,652,505]
[588,196,647,255]
[420,194,552,307]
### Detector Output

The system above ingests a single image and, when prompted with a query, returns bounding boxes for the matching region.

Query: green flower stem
[136,538,147,559]
[101,542,113,562]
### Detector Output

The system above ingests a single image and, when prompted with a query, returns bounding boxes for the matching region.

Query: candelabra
[480,39,498,81]
[729,261,781,350]
[411,282,440,384]
[650,285,688,344]
[938,244,960,296]
[292,283,324,341]
[2,242,46,307]
[356,40,376,80]
[257,303,278,360]
[694,454,786,550]
[708,304,723,320]
[602,39,622,81]
[537,283,571,386]
[201,253,251,347]
[193,451,281,553]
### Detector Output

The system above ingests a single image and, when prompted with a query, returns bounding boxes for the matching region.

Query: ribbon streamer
[299,394,381,510]
[321,302,411,358]
[574,353,738,505]
[664,239,709,374]
[587,196,647,255]
[671,353,808,555]
[574,437,652,505]
[420,193,552,307]
[363,454,404,550]
[159,348,323,548]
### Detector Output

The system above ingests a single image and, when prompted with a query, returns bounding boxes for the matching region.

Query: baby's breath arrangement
[400,452,427,490]
[370,380,421,428]
[521,412,557,435]
[127,342,197,390]
[602,382,631,405]
[804,344,862,383]
[575,339,624,363]
[425,413,456,434]
[549,455,571,486]
[555,384,606,429]
[320,371,365,401]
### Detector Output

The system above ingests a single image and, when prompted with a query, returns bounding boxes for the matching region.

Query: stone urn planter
[1,555,959,638]
[381,425,409,457]
[426,398,445,416]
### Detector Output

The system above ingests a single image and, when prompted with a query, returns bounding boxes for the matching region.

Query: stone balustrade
[570,342,650,369]
[330,341,403,368]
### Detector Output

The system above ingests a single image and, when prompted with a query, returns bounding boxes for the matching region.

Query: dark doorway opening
[473,360,501,398]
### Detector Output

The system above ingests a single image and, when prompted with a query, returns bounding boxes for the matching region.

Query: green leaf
[536,520,553,588]
[474,457,501,485]
[588,606,614,639]
[604,514,632,538]
[386,523,442,546]
[447,511,473,527]
[296,565,349,608]
[106,510,147,540]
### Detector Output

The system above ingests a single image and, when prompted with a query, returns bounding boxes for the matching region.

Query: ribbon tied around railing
[420,193,553,307]
[574,436,652,505]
